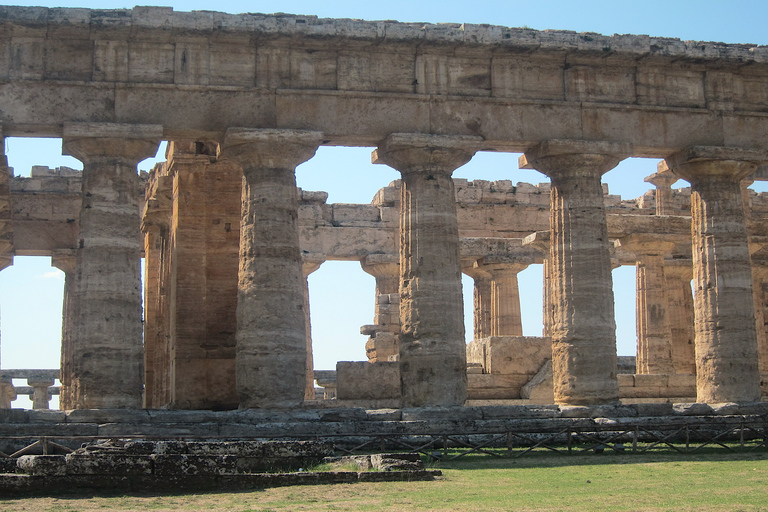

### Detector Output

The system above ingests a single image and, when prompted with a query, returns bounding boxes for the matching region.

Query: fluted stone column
[302,257,325,400]
[474,275,492,339]
[51,249,76,410]
[666,146,768,403]
[140,192,171,410]
[373,133,481,407]
[462,264,492,340]
[63,123,162,409]
[645,169,678,216]
[221,128,322,409]
[523,231,552,337]
[520,140,630,405]
[664,260,696,375]
[488,262,528,337]
[633,242,676,374]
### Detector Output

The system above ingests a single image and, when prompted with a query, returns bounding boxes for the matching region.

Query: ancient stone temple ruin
[2,6,768,412]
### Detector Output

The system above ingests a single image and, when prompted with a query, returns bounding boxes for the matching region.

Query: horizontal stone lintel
[1,6,767,64]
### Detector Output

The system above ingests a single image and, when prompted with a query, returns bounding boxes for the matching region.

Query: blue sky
[2,1,767,407]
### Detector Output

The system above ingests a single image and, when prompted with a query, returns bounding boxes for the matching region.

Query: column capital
[360,253,399,277]
[51,249,76,274]
[62,123,162,165]
[0,255,12,273]
[221,128,323,171]
[476,258,530,275]
[302,254,325,276]
[522,230,550,255]
[645,168,678,190]
[519,139,632,178]
[372,133,482,175]
[665,146,768,183]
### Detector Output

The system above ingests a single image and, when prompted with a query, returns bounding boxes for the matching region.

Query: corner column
[63,123,162,409]
[666,146,768,402]
[520,140,629,405]
[373,133,481,407]
[221,128,322,409]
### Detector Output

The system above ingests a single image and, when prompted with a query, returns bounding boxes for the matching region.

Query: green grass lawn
[3,450,768,511]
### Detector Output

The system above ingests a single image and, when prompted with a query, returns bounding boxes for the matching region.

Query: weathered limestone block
[520,140,629,405]
[466,373,531,399]
[520,360,554,403]
[666,146,768,403]
[373,133,482,407]
[221,128,322,409]
[336,361,400,400]
[62,122,162,409]
[482,336,552,376]
[466,336,552,399]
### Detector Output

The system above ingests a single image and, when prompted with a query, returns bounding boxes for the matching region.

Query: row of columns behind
[52,123,768,408]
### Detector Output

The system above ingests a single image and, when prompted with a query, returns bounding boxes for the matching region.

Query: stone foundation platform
[1,402,767,441]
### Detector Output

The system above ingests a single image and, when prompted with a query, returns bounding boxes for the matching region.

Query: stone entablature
[3,7,768,152]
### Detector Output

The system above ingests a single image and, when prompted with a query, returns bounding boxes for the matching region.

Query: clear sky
[2,1,768,407]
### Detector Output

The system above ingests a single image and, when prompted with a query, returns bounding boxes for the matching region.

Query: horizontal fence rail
[1,419,766,461]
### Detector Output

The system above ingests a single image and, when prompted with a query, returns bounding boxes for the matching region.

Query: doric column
[361,254,401,362]
[618,236,676,374]
[373,133,481,407]
[51,249,76,410]
[302,256,325,400]
[140,170,173,410]
[523,231,552,337]
[487,262,528,337]
[28,378,54,410]
[63,123,162,409]
[664,260,696,375]
[644,168,678,216]
[520,140,630,405]
[462,263,492,340]
[666,146,768,402]
[221,128,322,409]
